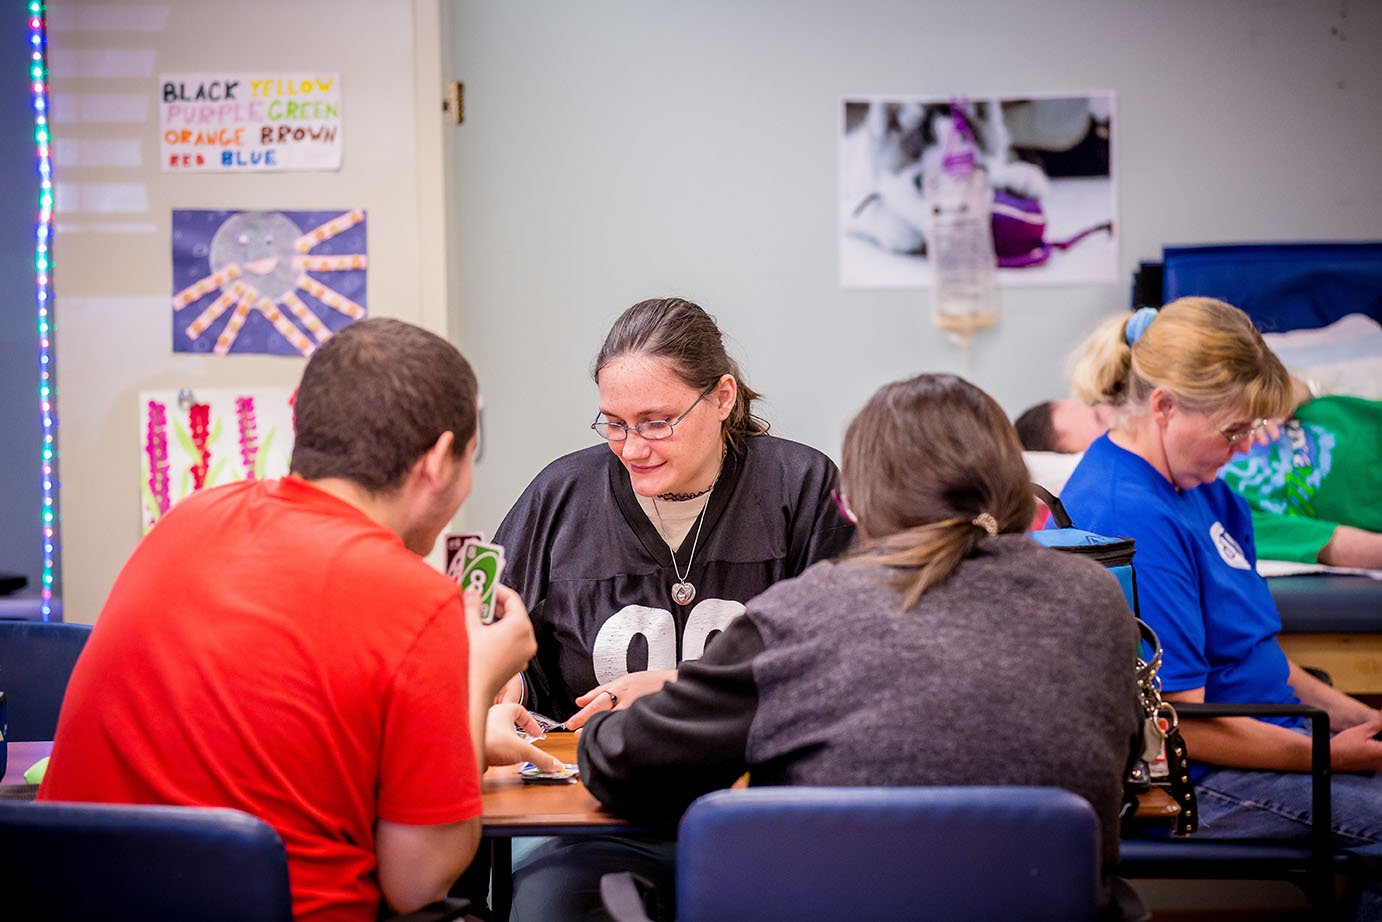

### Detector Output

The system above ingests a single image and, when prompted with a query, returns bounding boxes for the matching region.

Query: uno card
[458,539,505,623]
[518,762,579,785]
[444,532,484,581]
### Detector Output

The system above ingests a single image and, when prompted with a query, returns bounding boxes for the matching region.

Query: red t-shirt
[41,477,481,921]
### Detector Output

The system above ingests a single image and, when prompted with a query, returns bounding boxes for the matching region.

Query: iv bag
[925,164,998,337]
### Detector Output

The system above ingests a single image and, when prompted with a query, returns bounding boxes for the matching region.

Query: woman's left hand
[566,669,677,730]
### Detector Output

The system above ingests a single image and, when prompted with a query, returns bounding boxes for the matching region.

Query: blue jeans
[1195,761,1382,921]
[510,834,677,922]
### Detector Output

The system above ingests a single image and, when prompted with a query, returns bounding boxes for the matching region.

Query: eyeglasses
[591,382,717,442]
[1217,418,1268,446]
[830,488,857,524]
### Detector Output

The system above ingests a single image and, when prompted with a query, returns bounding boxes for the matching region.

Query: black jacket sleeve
[577,614,765,824]
[784,447,854,575]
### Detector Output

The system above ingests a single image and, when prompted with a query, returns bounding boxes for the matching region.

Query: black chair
[0,620,91,740]
[1119,701,1358,917]
[601,785,1147,922]
[0,799,480,922]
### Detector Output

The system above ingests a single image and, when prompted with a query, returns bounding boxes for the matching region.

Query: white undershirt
[635,492,711,552]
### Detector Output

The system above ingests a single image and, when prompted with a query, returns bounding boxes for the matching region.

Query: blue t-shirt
[1058,435,1302,730]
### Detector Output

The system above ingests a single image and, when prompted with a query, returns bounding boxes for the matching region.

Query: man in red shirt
[41,318,557,921]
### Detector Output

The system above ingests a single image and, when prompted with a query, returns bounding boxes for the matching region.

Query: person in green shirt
[1219,394,1382,568]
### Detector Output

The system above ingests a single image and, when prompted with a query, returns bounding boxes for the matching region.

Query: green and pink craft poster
[139,387,294,534]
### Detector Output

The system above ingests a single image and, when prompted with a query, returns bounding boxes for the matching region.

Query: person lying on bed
[1016,376,1382,570]
[1056,298,1382,922]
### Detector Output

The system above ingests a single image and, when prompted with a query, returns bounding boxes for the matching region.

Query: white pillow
[1262,313,1382,400]
[1024,450,1084,498]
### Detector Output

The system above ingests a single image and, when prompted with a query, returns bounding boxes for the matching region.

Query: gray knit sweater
[580,534,1140,873]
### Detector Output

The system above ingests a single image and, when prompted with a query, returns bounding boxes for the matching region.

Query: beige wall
[51,0,451,623]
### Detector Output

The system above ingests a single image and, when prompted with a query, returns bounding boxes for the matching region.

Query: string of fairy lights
[29,0,56,620]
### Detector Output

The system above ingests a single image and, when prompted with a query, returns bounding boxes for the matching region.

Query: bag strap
[1134,618,1161,686]
[1165,725,1198,835]
[1032,483,1074,529]
[1131,617,1199,835]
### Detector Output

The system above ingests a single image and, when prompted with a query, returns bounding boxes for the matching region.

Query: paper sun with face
[171,208,368,356]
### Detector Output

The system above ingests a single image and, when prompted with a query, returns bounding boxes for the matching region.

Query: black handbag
[1125,619,1197,835]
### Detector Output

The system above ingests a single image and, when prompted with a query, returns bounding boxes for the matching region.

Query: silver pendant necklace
[652,493,710,606]
[651,461,722,606]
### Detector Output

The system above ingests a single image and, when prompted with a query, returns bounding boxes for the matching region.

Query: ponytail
[840,374,1034,609]
[1068,313,1136,407]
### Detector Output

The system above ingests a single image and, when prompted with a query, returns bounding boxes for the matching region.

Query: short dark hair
[1014,401,1057,452]
[593,297,769,450]
[290,318,478,493]
[842,374,1035,607]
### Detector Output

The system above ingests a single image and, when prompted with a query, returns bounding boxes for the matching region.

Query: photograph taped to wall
[171,208,367,356]
[140,387,295,534]
[839,93,1116,289]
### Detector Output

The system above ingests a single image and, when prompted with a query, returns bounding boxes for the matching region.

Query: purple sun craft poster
[171,208,368,356]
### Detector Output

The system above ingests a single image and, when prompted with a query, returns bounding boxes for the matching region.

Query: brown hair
[841,373,1035,608]
[1069,297,1293,422]
[593,297,769,450]
[291,318,478,493]
[1013,401,1057,452]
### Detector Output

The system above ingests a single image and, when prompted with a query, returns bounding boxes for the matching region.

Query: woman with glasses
[1060,297,1382,917]
[490,296,854,922]
[494,297,854,731]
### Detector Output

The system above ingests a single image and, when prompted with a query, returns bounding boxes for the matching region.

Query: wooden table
[482,733,638,921]
[481,733,620,833]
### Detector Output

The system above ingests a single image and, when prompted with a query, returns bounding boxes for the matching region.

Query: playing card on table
[458,540,505,623]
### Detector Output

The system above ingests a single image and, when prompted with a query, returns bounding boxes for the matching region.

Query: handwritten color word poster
[172,208,367,356]
[160,73,342,171]
[139,387,295,534]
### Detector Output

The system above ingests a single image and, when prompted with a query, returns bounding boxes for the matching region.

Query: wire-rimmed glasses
[591,382,717,442]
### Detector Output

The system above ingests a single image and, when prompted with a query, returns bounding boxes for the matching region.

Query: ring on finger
[606,690,619,708]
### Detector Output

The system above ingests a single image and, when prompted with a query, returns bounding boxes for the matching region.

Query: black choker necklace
[657,485,714,502]
[657,449,727,503]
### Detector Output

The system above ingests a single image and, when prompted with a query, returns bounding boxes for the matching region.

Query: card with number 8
[458,540,505,624]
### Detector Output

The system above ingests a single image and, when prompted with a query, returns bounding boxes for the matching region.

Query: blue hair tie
[1124,307,1158,346]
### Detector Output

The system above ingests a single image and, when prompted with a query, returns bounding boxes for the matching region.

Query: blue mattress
[1162,241,1382,332]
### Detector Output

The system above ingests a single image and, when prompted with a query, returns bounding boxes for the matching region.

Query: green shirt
[1219,396,1382,563]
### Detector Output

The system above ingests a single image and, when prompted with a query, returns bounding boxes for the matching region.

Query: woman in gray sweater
[577,372,1141,911]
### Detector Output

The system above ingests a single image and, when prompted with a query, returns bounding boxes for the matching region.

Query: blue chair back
[675,786,1103,922]
[0,800,293,922]
[0,621,91,740]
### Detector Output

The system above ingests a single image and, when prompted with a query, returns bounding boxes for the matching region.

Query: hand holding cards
[445,532,506,624]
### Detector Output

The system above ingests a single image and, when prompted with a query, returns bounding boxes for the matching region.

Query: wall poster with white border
[139,387,294,534]
[839,93,1116,288]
